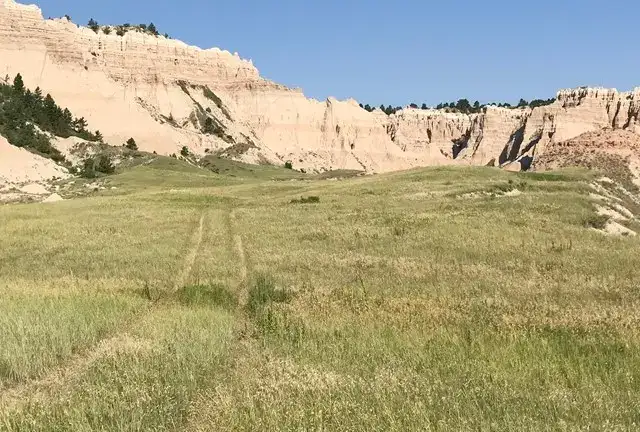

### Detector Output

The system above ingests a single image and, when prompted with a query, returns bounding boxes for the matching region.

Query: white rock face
[0,134,69,187]
[1,0,639,173]
[43,193,63,203]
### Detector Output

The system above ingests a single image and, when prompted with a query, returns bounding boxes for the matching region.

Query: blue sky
[38,0,640,107]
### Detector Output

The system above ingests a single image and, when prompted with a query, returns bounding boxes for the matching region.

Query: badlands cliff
[1,0,639,174]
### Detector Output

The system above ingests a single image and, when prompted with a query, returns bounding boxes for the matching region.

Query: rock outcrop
[0,134,69,187]
[1,0,640,173]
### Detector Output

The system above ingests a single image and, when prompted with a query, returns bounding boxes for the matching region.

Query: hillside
[536,129,640,192]
[0,0,639,175]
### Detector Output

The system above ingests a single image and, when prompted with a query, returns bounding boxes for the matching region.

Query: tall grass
[0,163,638,430]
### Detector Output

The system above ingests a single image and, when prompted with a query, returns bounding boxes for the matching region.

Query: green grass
[1,163,639,431]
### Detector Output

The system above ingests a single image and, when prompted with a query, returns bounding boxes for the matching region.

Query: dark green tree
[455,99,471,113]
[13,73,25,94]
[180,146,190,157]
[125,137,138,150]
[148,22,158,35]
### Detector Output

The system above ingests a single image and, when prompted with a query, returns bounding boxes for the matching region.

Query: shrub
[80,154,115,178]
[102,26,111,35]
[180,146,190,157]
[88,18,99,33]
[202,117,224,136]
[246,274,292,316]
[583,214,609,230]
[116,27,125,36]
[284,161,293,169]
[290,196,320,204]
[125,137,138,151]
[392,225,407,236]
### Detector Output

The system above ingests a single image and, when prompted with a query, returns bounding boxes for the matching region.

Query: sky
[37,0,640,107]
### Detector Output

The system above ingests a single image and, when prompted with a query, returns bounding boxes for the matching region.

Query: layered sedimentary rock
[1,0,640,173]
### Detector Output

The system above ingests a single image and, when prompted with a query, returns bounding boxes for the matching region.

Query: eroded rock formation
[1,0,639,173]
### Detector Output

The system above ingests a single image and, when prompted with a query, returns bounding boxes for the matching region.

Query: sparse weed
[289,196,320,204]
[246,274,293,317]
[582,214,609,229]
[176,284,237,310]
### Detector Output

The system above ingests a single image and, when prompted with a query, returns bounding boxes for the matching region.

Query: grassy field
[1,157,639,431]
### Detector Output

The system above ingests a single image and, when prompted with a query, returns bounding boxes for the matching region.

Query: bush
[180,146,190,157]
[284,161,293,169]
[102,27,111,35]
[583,214,609,230]
[88,18,99,33]
[290,196,320,204]
[246,274,292,317]
[80,154,115,178]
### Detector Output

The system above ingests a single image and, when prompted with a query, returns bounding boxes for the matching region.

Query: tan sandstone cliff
[1,0,639,174]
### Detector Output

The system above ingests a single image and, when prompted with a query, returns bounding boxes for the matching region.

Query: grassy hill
[1,162,639,431]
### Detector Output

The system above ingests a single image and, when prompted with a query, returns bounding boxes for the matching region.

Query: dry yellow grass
[1,159,639,431]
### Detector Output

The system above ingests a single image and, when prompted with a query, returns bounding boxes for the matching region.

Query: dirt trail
[0,212,207,412]
[174,213,206,291]
[229,209,249,305]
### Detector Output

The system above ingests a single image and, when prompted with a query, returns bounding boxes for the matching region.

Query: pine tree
[125,137,138,150]
[148,22,158,35]
[421,103,428,110]
[73,116,88,132]
[13,73,25,94]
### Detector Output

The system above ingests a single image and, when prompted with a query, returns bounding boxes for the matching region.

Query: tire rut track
[0,212,207,412]
[229,209,249,306]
